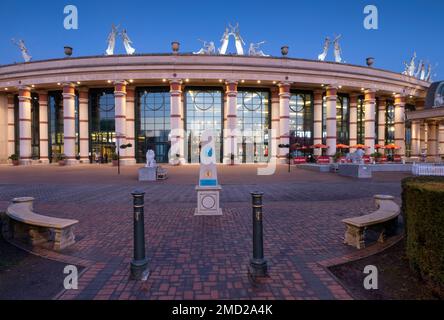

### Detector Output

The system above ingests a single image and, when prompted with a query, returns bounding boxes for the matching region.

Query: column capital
[278,82,291,98]
[36,91,48,103]
[113,80,128,86]
[394,93,406,105]
[325,85,337,98]
[364,89,376,101]
[225,81,238,96]
[63,83,76,99]
[18,86,32,101]
[170,80,183,95]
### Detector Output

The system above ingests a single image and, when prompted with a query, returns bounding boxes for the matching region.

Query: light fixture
[393,92,396,95]
[77,81,81,85]
[361,88,365,91]
[185,79,190,83]
[241,80,245,83]
[218,79,223,83]
[129,79,134,83]
[107,80,112,83]
[31,85,35,88]
[272,81,277,84]
[5,88,8,91]
[57,82,61,86]
[162,79,167,82]
[338,85,342,89]
[321,84,325,87]
[257,80,261,84]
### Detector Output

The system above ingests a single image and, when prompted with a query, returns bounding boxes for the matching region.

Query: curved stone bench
[342,195,400,249]
[3,197,79,251]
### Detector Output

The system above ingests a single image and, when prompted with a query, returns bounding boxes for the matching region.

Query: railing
[412,163,444,176]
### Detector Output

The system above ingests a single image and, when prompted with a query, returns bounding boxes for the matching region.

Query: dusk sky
[0,0,443,78]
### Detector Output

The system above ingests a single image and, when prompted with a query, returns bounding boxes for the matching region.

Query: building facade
[0,54,440,165]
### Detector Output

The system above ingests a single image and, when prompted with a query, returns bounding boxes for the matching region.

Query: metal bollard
[249,191,268,278]
[130,190,150,280]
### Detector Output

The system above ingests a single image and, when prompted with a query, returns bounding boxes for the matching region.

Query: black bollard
[130,190,149,280]
[249,191,268,277]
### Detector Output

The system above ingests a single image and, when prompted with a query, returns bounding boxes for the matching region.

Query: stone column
[37,92,49,164]
[270,88,280,161]
[78,88,89,163]
[169,80,185,164]
[7,95,15,157]
[63,83,78,165]
[278,82,291,163]
[349,94,358,152]
[18,86,32,165]
[439,123,444,159]
[125,86,136,164]
[394,94,406,156]
[410,120,421,157]
[313,90,323,156]
[427,121,439,162]
[377,98,386,146]
[114,81,128,163]
[0,95,7,163]
[364,89,376,155]
[325,85,337,157]
[224,81,238,164]
[420,121,426,154]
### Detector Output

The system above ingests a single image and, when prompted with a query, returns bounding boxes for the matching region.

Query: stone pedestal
[138,167,157,181]
[338,164,372,178]
[195,185,222,216]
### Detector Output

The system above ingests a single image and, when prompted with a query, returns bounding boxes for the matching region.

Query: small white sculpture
[318,37,330,61]
[425,64,432,82]
[404,52,416,77]
[145,149,157,168]
[232,23,245,56]
[11,38,32,62]
[248,41,269,57]
[333,35,343,63]
[419,63,426,81]
[219,27,230,55]
[194,40,216,55]
[414,59,422,78]
[121,29,136,55]
[105,24,119,56]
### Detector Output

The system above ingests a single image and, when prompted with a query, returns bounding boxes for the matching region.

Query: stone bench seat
[342,195,400,249]
[2,197,78,251]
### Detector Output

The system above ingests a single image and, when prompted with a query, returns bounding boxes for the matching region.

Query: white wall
[0,94,8,163]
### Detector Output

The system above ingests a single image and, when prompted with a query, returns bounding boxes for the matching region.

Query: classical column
[78,88,90,163]
[270,88,280,161]
[420,121,426,154]
[411,120,421,158]
[18,86,32,165]
[364,89,376,155]
[114,81,129,163]
[325,85,337,156]
[394,94,406,156]
[63,83,78,165]
[313,90,323,156]
[439,123,444,159]
[377,98,386,146]
[427,121,438,162]
[0,95,7,163]
[7,95,15,157]
[37,92,49,163]
[125,86,136,164]
[349,94,358,152]
[278,82,291,163]
[224,81,238,164]
[169,80,185,164]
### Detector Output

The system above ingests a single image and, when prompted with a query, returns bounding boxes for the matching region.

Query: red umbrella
[351,144,369,149]
[374,144,385,150]
[311,144,329,149]
[385,144,401,150]
[336,144,350,150]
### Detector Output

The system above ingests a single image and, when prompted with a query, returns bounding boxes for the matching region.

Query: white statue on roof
[121,29,136,55]
[194,40,216,55]
[11,38,32,62]
[232,23,245,56]
[333,35,343,63]
[219,27,230,55]
[318,37,330,61]
[248,42,269,57]
[105,24,119,56]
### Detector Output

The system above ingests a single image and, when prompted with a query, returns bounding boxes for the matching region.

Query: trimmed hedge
[402,176,444,294]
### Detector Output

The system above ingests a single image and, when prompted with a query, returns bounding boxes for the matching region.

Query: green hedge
[402,176,444,294]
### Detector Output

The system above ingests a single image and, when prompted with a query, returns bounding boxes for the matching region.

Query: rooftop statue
[248,41,269,57]
[105,24,119,56]
[333,35,343,63]
[231,23,245,56]
[194,40,216,55]
[317,37,330,61]
[403,52,416,77]
[121,29,136,55]
[11,38,32,62]
[218,27,230,55]
[419,63,426,81]
[426,64,432,82]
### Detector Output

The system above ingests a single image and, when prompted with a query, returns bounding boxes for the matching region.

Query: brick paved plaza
[0,164,409,300]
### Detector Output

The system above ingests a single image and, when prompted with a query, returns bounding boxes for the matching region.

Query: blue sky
[0,0,443,78]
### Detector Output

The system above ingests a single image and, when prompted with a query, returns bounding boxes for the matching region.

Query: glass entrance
[136,88,171,163]
[90,89,116,163]
[185,89,223,163]
[236,90,270,163]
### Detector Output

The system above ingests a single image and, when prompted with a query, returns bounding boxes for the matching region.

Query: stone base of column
[79,157,90,164]
[65,159,80,166]
[38,159,50,165]
[119,158,137,166]
[19,159,32,166]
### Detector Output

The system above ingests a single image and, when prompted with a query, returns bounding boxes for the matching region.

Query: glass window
[90,89,115,163]
[185,89,223,163]
[48,91,64,161]
[236,90,270,163]
[136,88,171,163]
[385,100,395,144]
[289,92,313,156]
[357,97,365,145]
